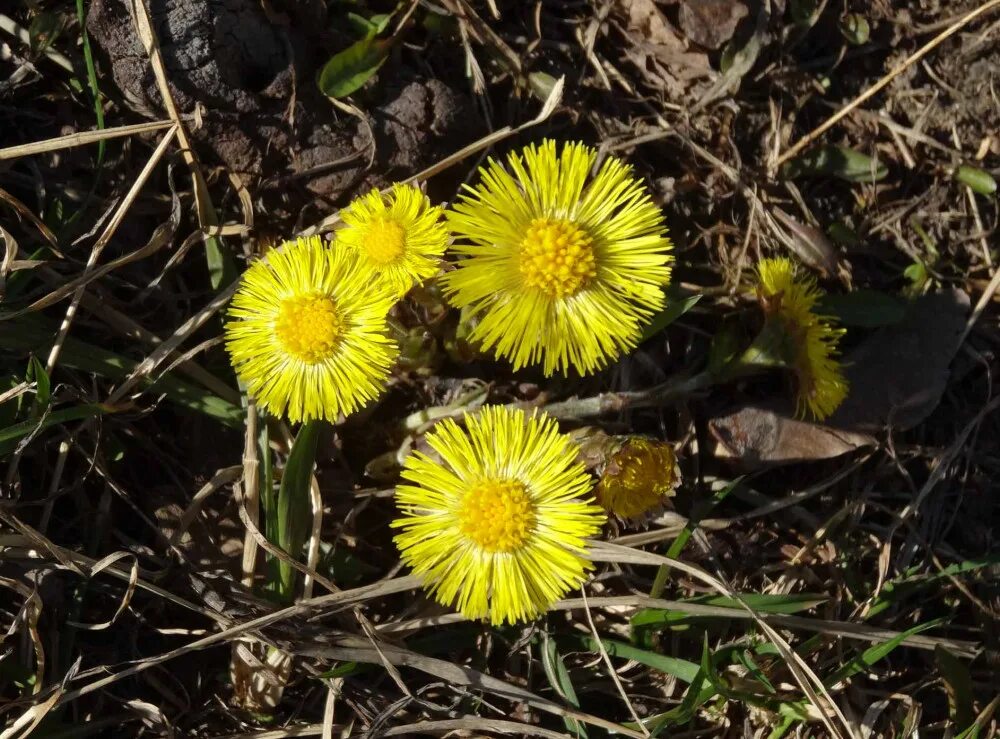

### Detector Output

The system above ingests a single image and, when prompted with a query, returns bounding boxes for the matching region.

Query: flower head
[392,406,606,625]
[755,258,848,420]
[336,184,449,294]
[441,140,673,376]
[594,438,680,522]
[225,236,398,423]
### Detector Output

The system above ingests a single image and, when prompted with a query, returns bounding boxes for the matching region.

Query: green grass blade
[0,315,242,427]
[541,634,588,738]
[0,403,116,455]
[824,619,942,688]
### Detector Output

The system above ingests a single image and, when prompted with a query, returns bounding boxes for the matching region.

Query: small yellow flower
[392,406,606,625]
[225,236,398,423]
[336,183,449,294]
[594,438,680,522]
[441,140,673,376]
[756,258,848,420]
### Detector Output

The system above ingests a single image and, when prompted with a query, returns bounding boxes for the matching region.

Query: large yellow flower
[441,140,673,376]
[336,183,449,294]
[225,236,398,423]
[756,258,848,420]
[392,406,606,625]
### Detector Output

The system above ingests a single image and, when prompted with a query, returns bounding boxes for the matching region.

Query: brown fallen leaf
[678,0,749,49]
[828,289,970,432]
[709,402,875,467]
[772,207,839,277]
[616,0,713,97]
[708,290,970,468]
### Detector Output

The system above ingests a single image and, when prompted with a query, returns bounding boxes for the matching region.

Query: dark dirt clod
[87,0,476,197]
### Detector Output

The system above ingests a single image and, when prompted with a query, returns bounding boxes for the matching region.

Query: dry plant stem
[774,0,1000,169]
[240,405,262,590]
[44,124,178,373]
[0,120,176,161]
[580,587,651,736]
[540,371,715,420]
[128,0,214,229]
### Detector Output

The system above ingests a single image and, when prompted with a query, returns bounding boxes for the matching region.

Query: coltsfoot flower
[225,236,398,423]
[336,183,449,294]
[755,258,848,420]
[392,406,607,625]
[594,437,680,522]
[441,140,673,376]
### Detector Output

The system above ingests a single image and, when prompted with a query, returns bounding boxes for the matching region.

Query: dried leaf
[772,207,838,276]
[678,0,749,49]
[617,0,713,95]
[708,403,875,467]
[828,290,969,432]
[693,7,767,110]
[708,290,969,468]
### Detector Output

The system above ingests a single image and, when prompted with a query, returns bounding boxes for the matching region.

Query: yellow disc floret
[361,217,407,266]
[273,293,345,364]
[518,217,597,299]
[458,479,536,552]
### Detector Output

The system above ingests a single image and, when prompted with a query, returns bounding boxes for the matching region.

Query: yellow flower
[392,406,606,625]
[756,258,848,420]
[225,236,398,423]
[336,183,449,294]
[594,438,680,522]
[441,140,673,376]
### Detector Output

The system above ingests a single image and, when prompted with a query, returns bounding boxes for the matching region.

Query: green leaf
[29,12,63,55]
[955,165,997,196]
[781,145,888,183]
[640,293,702,342]
[827,220,862,247]
[541,635,587,738]
[26,355,50,416]
[565,634,700,684]
[824,619,942,687]
[816,290,907,327]
[632,593,825,630]
[867,556,999,618]
[935,645,975,730]
[316,662,364,679]
[0,403,117,456]
[266,420,323,604]
[839,13,870,45]
[956,695,1000,739]
[318,37,390,99]
[0,315,242,427]
[707,322,743,376]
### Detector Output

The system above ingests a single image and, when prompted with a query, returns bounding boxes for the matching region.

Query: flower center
[361,217,407,265]
[274,293,345,364]
[458,478,536,553]
[518,217,597,299]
